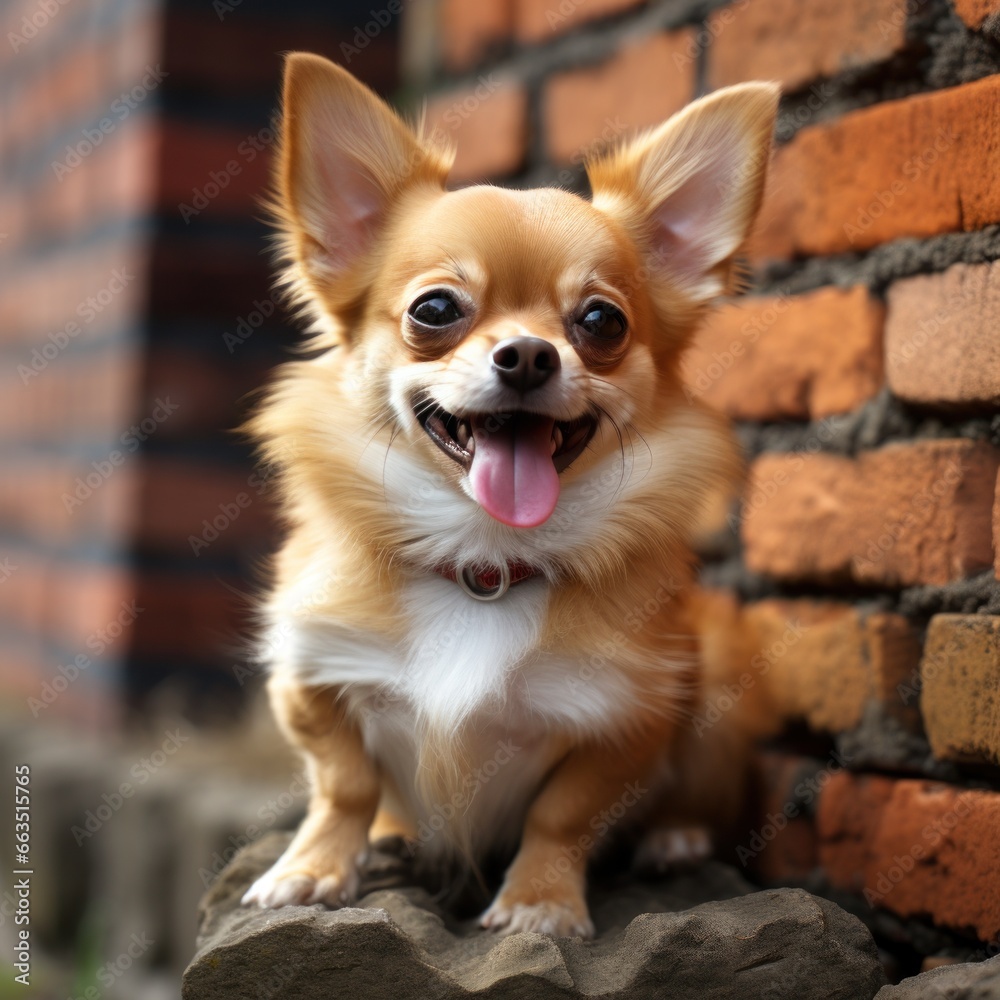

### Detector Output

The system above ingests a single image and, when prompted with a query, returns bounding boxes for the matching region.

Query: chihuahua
[242,52,779,937]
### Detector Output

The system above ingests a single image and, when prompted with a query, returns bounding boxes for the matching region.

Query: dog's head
[261,54,777,572]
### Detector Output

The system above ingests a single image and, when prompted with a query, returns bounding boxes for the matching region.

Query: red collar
[437,561,542,600]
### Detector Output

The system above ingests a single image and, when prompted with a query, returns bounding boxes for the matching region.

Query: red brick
[52,114,162,233]
[137,459,280,556]
[44,565,136,658]
[684,286,884,421]
[440,0,513,71]
[741,440,1000,587]
[162,8,398,94]
[885,261,1000,410]
[754,76,1000,259]
[0,551,49,639]
[754,811,819,883]
[426,77,528,182]
[0,351,142,447]
[0,191,30,254]
[921,615,1000,766]
[751,753,820,882]
[818,772,1000,941]
[3,12,161,155]
[18,130,157,250]
[70,463,141,547]
[0,239,147,345]
[744,600,920,733]
[3,0,81,42]
[543,31,695,163]
[158,119,275,220]
[131,572,249,660]
[4,652,118,729]
[144,350,274,441]
[747,600,870,731]
[952,0,1000,28]
[0,458,138,549]
[867,612,924,730]
[515,0,642,43]
[8,79,160,250]
[995,467,1000,579]
[2,36,104,154]
[149,238,274,320]
[707,0,907,93]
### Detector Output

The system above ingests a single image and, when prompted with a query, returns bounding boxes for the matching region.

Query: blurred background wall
[1,1,399,995]
[1,0,999,996]
[1,0,398,725]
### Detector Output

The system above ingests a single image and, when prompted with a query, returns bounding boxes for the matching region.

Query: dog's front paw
[480,897,594,939]
[242,808,371,909]
[242,857,362,909]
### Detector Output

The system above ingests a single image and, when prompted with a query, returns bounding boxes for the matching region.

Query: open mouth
[413,396,598,528]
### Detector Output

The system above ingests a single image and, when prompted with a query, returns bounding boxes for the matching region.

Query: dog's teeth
[552,426,564,454]
[457,421,470,449]
[466,435,476,457]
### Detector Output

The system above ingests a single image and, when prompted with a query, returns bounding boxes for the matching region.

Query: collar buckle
[455,561,511,601]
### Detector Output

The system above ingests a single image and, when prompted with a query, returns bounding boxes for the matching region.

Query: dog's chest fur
[272,574,643,853]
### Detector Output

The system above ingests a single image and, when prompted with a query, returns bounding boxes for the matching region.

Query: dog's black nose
[491,337,561,392]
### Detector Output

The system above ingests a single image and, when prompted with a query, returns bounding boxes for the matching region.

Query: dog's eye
[577,301,627,340]
[408,291,463,328]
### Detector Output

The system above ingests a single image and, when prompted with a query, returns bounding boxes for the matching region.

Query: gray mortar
[418,0,726,96]
[421,0,1000,161]
[836,702,952,777]
[776,0,1000,140]
[733,391,1000,460]
[699,545,1000,618]
[756,226,1000,297]
[897,571,1000,617]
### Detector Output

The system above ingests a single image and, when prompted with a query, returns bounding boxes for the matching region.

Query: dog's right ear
[278,54,450,307]
[587,83,778,313]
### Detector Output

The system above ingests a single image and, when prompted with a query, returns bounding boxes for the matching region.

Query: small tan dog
[243,53,778,938]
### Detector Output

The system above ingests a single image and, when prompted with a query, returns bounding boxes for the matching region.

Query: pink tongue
[468,414,559,527]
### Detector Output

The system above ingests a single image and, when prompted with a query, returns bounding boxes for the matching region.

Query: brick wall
[131,0,397,714]
[7,0,998,983]
[0,0,399,725]
[408,0,1000,978]
[0,0,162,728]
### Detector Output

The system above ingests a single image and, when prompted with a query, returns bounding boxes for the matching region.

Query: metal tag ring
[456,562,510,602]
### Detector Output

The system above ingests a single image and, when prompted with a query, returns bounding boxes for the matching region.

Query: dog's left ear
[588,83,779,306]
[277,53,451,317]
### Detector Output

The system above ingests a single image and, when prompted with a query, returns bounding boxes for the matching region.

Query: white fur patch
[396,574,548,726]
[272,568,659,855]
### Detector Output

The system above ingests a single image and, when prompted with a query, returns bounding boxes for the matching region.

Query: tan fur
[483,721,670,936]
[243,53,780,936]
[259,679,380,903]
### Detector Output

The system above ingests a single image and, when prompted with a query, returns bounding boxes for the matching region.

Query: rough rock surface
[875,954,1000,998]
[183,832,886,999]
